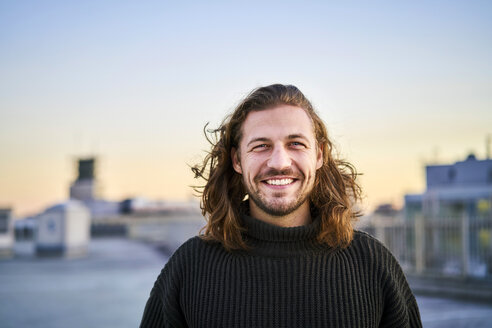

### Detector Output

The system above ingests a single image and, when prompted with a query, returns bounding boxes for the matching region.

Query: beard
[245,168,314,217]
[248,190,309,217]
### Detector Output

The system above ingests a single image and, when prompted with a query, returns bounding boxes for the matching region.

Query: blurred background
[1,1,491,327]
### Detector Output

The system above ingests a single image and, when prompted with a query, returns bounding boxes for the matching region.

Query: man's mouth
[264,178,295,186]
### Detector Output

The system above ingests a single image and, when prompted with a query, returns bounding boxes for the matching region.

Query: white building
[36,200,90,257]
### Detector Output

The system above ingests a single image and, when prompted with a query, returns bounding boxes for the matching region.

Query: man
[140,84,422,327]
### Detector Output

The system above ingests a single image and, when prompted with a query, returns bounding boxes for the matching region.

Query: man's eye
[291,142,306,148]
[252,144,269,151]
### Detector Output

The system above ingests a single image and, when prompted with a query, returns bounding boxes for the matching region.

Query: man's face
[232,105,323,218]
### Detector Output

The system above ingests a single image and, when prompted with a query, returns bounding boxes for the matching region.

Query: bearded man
[140,84,422,327]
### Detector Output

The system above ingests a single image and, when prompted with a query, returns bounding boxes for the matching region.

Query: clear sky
[1,0,491,217]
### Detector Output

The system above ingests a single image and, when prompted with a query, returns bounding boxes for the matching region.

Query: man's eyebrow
[287,134,311,143]
[246,137,270,147]
[246,135,312,147]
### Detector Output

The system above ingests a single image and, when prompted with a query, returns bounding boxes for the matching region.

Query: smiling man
[140,84,422,328]
[231,104,323,227]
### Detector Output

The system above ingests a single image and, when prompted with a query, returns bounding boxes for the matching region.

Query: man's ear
[231,147,242,174]
[316,143,323,170]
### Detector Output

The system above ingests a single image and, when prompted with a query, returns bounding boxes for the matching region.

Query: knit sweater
[140,213,422,328]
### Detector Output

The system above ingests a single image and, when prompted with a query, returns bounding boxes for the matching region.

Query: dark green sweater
[140,213,422,327]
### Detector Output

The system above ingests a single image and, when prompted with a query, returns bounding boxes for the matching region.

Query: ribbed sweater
[140,213,422,328]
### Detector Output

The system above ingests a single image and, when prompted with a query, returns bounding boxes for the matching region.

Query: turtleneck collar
[238,206,331,257]
[241,211,321,242]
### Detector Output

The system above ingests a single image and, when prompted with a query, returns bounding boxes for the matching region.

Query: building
[405,154,492,218]
[69,157,120,219]
[0,208,14,258]
[69,158,99,201]
[35,200,90,257]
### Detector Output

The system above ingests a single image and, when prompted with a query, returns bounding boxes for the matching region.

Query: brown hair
[192,84,362,250]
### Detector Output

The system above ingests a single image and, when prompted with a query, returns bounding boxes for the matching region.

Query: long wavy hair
[192,84,362,250]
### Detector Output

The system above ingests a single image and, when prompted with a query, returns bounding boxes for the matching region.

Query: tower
[69,158,99,201]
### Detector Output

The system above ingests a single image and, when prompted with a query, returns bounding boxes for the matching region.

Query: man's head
[231,104,322,224]
[193,84,361,250]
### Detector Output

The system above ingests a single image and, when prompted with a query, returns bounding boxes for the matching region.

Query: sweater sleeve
[376,241,422,328]
[139,246,188,328]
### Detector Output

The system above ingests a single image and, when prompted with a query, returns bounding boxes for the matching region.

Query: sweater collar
[239,209,329,257]
[241,211,321,243]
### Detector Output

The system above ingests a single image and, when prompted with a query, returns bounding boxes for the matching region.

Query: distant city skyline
[1,1,491,217]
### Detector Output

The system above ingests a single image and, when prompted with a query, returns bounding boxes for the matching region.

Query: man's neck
[249,200,312,227]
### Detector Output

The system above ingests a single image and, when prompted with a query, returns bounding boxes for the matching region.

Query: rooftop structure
[405,154,492,218]
[69,157,120,219]
[35,200,90,257]
[0,208,14,258]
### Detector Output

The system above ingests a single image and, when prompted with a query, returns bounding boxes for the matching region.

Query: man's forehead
[240,105,316,143]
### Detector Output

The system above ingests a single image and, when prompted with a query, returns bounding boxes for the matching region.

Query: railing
[357,214,492,280]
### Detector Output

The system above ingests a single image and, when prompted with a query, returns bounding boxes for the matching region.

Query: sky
[1,0,491,217]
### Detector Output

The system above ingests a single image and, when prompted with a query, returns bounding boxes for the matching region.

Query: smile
[265,178,294,186]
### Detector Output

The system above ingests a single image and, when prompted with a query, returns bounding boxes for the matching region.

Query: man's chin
[252,198,305,217]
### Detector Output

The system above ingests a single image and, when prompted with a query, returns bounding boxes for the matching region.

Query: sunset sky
[1,1,491,217]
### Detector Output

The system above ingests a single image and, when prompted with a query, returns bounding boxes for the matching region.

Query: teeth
[266,178,293,186]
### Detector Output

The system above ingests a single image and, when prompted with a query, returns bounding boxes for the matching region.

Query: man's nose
[267,146,291,170]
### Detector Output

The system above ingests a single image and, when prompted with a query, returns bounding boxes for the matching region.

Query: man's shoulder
[168,235,223,262]
[351,229,383,246]
[350,230,397,258]
[176,235,206,250]
[349,230,405,272]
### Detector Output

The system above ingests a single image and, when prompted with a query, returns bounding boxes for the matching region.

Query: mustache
[255,168,302,181]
